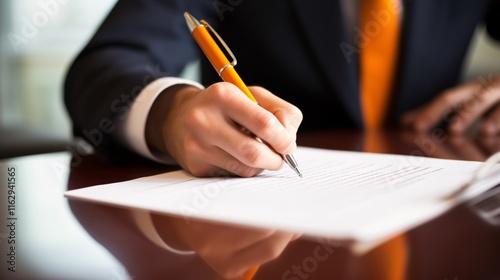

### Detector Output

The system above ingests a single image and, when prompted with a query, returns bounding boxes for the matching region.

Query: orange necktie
[361,2,406,271]
[360,0,401,130]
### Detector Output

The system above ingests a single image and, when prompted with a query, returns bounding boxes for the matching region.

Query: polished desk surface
[1,129,500,280]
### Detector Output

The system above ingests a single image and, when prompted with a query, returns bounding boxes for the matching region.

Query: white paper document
[65,147,500,243]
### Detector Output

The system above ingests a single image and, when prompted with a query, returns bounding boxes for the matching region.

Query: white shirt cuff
[121,77,204,164]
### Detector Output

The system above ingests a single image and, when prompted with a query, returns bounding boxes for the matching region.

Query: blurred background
[0,0,118,158]
[0,0,499,158]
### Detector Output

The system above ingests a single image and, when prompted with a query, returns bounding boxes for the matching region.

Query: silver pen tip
[184,12,202,32]
[296,169,303,178]
[283,154,302,178]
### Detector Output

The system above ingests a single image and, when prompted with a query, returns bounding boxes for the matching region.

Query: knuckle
[441,90,457,104]
[184,108,207,130]
[474,88,489,103]
[226,158,262,177]
[238,166,261,178]
[224,160,240,174]
[240,144,263,167]
[267,160,284,171]
[209,83,233,101]
[254,111,275,132]
[276,136,294,154]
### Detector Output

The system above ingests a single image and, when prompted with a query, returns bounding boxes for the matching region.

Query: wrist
[145,85,200,161]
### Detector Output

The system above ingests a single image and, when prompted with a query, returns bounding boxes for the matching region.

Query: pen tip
[283,154,302,178]
[184,11,201,32]
[294,168,303,178]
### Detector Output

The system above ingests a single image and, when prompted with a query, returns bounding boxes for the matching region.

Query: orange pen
[184,11,302,179]
[184,12,301,280]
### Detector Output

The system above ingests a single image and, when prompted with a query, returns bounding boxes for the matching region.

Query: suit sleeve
[64,0,213,163]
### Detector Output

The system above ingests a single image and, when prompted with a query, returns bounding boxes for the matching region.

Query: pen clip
[200,20,237,76]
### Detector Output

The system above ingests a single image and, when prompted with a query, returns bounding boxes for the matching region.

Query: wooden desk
[1,129,499,279]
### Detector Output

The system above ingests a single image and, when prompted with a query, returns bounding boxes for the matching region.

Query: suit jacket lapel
[289,0,362,126]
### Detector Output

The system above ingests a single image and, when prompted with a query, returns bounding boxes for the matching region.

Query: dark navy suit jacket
[64,0,500,161]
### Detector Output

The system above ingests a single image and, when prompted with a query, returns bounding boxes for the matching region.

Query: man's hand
[152,214,301,280]
[147,83,302,177]
[401,75,500,135]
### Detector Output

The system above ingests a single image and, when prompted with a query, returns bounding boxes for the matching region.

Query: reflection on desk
[0,153,127,279]
[469,186,500,226]
[1,129,499,280]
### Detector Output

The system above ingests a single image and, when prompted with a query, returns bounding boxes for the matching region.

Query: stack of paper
[65,147,500,246]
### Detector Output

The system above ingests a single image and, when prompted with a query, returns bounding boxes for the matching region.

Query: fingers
[481,104,500,135]
[164,82,302,177]
[218,232,297,279]
[215,84,300,156]
[215,127,285,171]
[249,86,303,136]
[447,136,486,161]
[200,83,300,167]
[171,218,277,254]
[170,217,298,280]
[478,134,500,154]
[180,140,264,177]
[207,232,298,279]
[401,82,478,131]
[402,77,500,135]
[450,82,500,134]
[185,87,286,171]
